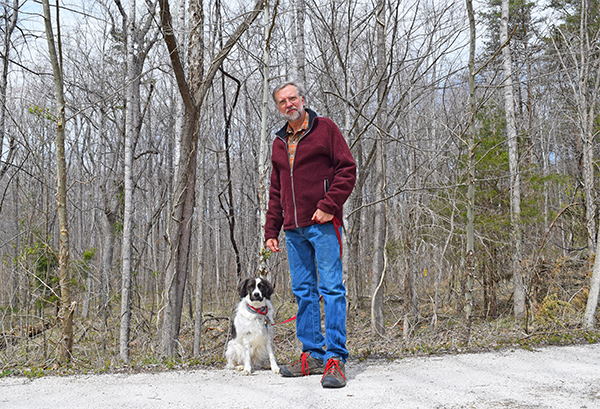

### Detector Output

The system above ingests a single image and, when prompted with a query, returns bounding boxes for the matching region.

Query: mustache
[281,106,304,121]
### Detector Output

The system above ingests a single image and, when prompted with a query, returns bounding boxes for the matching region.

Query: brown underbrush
[1,293,599,378]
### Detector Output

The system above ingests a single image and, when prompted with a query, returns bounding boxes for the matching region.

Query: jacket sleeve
[264,146,284,241]
[316,120,356,216]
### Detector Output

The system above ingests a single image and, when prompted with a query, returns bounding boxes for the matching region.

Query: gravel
[2,343,599,409]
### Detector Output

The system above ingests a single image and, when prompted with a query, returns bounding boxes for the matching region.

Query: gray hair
[272,81,306,105]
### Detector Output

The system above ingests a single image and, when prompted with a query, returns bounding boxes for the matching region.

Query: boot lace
[296,352,311,376]
[321,358,346,381]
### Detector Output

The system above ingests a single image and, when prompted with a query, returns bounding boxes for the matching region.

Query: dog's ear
[262,279,274,299]
[237,278,250,298]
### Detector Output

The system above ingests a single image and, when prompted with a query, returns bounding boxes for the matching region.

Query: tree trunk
[119,0,136,363]
[101,206,117,338]
[371,0,386,336]
[42,0,73,363]
[584,225,600,329]
[292,0,306,85]
[162,109,200,356]
[581,0,600,329]
[193,140,206,356]
[258,1,271,276]
[465,0,476,341]
[1,0,19,312]
[501,0,525,320]
[0,0,18,172]
[580,0,596,256]
[190,0,205,358]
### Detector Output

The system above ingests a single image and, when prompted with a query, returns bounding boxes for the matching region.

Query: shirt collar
[286,111,309,136]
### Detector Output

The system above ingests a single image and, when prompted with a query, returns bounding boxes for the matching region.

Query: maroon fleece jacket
[265,109,356,241]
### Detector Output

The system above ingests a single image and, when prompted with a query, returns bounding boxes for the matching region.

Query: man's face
[275,85,305,123]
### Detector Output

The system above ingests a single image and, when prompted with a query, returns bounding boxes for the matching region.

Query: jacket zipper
[290,158,298,227]
[278,112,315,229]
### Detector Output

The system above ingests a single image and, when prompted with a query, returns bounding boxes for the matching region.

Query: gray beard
[283,110,301,122]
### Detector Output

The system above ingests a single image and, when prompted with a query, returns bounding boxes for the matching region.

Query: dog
[225,277,280,375]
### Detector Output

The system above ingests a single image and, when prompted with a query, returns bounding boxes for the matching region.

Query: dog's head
[237,277,274,302]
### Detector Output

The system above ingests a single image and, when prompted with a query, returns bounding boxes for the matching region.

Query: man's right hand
[266,238,281,253]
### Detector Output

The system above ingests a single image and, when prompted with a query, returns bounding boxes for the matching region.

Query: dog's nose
[251,291,262,300]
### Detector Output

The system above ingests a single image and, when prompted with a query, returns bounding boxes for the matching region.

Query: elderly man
[265,81,356,388]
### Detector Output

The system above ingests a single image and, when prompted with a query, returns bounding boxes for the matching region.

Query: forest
[1,0,600,374]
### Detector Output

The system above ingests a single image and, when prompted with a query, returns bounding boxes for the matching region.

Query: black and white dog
[225,277,280,375]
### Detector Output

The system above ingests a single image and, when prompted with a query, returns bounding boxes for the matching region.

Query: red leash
[332,216,342,258]
[314,216,343,258]
[272,294,325,326]
[273,315,297,325]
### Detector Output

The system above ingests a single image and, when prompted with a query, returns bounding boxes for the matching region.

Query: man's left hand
[312,209,334,224]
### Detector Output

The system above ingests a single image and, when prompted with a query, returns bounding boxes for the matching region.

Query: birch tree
[500,0,525,319]
[113,0,159,362]
[371,0,386,336]
[258,0,274,276]
[0,0,18,181]
[119,0,136,364]
[0,0,19,309]
[188,0,205,359]
[465,0,476,338]
[292,0,306,85]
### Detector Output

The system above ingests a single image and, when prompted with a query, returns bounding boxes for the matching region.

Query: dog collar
[246,304,268,316]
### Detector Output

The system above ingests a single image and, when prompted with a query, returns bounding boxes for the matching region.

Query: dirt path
[2,343,599,408]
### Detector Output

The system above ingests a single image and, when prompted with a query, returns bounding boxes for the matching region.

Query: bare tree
[371,0,386,336]
[258,0,280,278]
[0,0,18,180]
[292,0,306,85]
[500,0,525,320]
[550,0,599,256]
[465,0,476,340]
[157,0,266,357]
[41,0,73,363]
[119,0,136,364]
[112,0,159,362]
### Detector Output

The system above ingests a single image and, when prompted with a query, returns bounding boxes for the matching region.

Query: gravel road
[1,343,599,408]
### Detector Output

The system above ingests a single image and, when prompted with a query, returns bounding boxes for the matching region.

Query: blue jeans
[285,222,348,363]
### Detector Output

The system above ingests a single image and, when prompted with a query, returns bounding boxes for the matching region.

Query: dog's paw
[242,367,252,375]
[271,364,280,374]
[234,365,244,372]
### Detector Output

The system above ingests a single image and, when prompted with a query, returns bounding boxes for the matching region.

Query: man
[265,81,356,388]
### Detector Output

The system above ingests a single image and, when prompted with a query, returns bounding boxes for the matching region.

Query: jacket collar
[275,108,317,140]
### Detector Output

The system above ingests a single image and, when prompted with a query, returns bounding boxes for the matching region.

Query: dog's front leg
[267,325,280,374]
[268,346,280,374]
[242,338,252,375]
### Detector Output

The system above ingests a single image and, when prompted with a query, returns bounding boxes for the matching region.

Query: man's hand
[266,238,281,253]
[312,209,334,224]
